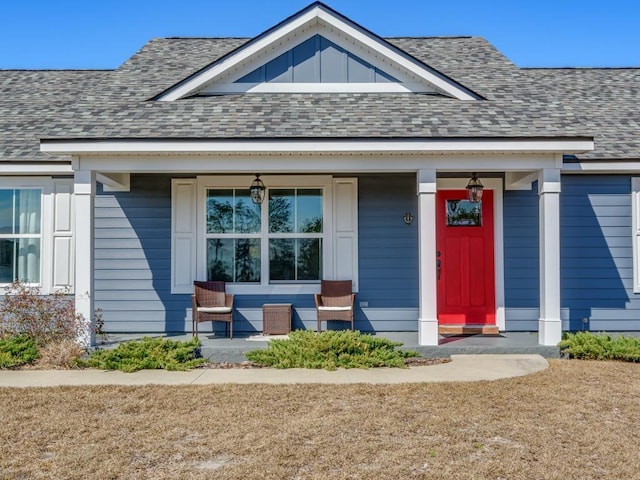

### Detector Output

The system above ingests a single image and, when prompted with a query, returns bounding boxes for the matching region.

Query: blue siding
[560,175,634,331]
[96,173,418,333]
[95,175,189,332]
[503,186,540,330]
[237,35,397,84]
[503,176,639,332]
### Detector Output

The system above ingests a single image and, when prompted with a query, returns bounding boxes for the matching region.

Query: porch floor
[98,331,561,364]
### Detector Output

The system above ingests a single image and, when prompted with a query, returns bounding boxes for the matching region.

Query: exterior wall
[503,175,640,332]
[96,173,418,333]
[561,175,636,331]
[503,185,540,330]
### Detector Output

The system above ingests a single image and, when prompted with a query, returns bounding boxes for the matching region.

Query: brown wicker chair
[192,281,234,338]
[315,280,355,332]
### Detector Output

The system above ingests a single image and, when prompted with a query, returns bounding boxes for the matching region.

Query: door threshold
[439,324,500,335]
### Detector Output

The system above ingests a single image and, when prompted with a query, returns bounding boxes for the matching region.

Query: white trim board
[42,138,595,155]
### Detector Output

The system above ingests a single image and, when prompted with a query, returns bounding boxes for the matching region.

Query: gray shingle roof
[0,36,638,162]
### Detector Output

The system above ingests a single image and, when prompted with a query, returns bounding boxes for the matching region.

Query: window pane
[207,189,261,234]
[234,239,261,282]
[297,189,322,233]
[446,200,482,227]
[269,239,295,280]
[207,238,260,283]
[297,238,321,280]
[16,238,40,283]
[269,189,294,233]
[0,239,14,283]
[0,190,13,234]
[15,189,41,234]
[207,190,234,233]
[234,189,261,233]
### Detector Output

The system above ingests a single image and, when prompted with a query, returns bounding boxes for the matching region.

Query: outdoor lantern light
[466,172,484,204]
[250,173,266,204]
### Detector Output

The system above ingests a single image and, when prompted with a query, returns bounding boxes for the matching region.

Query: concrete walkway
[0,354,549,387]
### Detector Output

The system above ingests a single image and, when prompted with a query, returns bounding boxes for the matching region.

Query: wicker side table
[262,304,292,335]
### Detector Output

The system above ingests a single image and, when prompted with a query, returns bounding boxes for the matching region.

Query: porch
[98,331,561,363]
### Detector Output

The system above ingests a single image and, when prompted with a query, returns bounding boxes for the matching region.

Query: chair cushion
[318,306,352,312]
[197,306,232,313]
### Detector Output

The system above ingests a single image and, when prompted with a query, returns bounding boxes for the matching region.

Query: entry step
[439,324,500,335]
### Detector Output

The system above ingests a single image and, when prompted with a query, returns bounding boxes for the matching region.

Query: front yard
[1,359,638,479]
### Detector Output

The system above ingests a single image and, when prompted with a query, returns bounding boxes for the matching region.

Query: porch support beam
[538,168,562,346]
[74,169,96,346]
[417,169,439,345]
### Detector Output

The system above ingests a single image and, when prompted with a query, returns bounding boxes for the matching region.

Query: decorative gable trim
[156,2,480,101]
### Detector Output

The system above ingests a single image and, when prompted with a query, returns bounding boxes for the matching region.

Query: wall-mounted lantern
[466,172,484,204]
[250,174,266,204]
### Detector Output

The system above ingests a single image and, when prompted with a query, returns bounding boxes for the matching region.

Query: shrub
[0,281,88,347]
[37,340,86,369]
[245,330,420,370]
[0,334,39,369]
[79,337,206,372]
[559,331,640,362]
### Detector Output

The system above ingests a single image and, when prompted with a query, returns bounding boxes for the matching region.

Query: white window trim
[196,175,334,295]
[632,178,640,293]
[0,177,63,295]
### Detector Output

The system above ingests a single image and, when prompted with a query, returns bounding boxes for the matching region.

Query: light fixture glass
[250,174,266,204]
[466,172,484,204]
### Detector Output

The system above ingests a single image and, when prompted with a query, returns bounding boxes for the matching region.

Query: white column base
[538,318,562,346]
[76,294,93,348]
[419,318,439,346]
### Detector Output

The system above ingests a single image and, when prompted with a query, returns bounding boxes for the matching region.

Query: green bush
[79,337,206,372]
[0,334,39,369]
[246,330,420,370]
[559,331,640,362]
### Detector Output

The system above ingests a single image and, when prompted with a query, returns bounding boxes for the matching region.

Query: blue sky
[1,0,638,69]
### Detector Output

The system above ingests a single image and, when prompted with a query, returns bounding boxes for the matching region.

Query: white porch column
[538,168,562,345]
[74,169,96,346]
[417,169,439,345]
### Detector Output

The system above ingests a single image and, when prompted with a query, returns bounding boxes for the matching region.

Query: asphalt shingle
[0,36,638,163]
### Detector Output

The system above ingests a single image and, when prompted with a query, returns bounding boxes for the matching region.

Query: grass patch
[1,360,640,479]
[559,331,640,362]
[79,336,206,372]
[245,330,419,370]
[0,334,39,368]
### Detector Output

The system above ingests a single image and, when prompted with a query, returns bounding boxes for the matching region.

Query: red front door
[436,190,495,325]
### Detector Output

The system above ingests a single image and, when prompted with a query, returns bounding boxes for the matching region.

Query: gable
[157,2,480,100]
[235,35,398,84]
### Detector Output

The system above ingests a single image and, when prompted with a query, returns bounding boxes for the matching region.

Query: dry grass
[1,359,639,479]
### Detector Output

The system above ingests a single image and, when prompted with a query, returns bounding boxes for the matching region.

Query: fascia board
[41,139,595,155]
